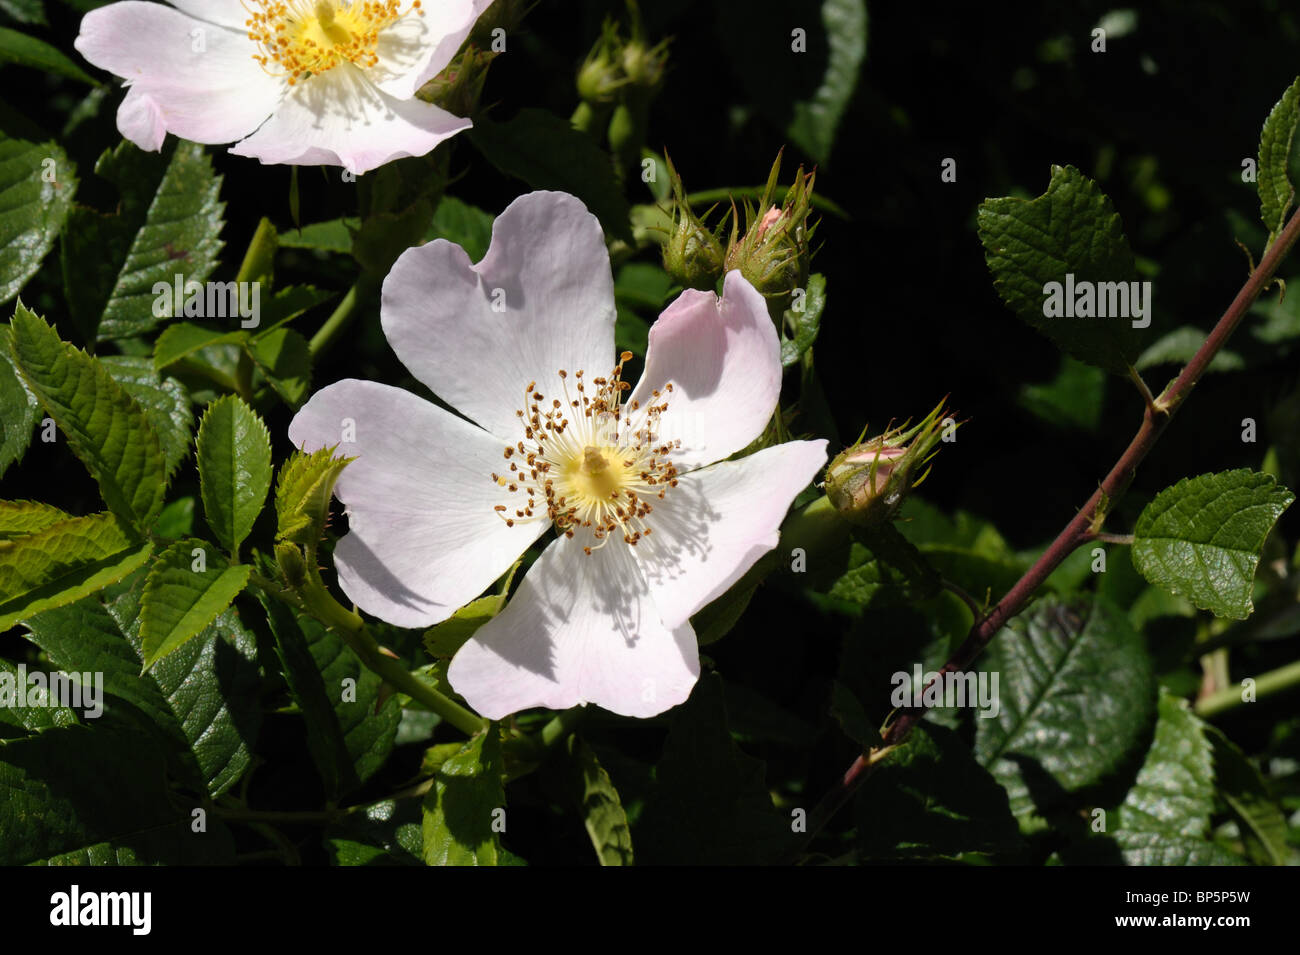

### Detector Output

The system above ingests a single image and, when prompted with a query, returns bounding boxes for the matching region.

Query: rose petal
[76,1,283,146]
[633,439,828,629]
[117,86,167,152]
[627,270,782,471]
[381,190,616,441]
[228,62,467,174]
[368,0,493,100]
[287,379,544,628]
[448,535,700,718]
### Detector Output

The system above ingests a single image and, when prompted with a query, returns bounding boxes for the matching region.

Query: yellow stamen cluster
[491,353,680,554]
[244,0,422,85]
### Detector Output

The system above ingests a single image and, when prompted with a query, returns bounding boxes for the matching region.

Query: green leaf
[974,596,1156,821]
[0,723,235,864]
[0,499,68,540]
[1059,690,1245,865]
[325,798,422,866]
[1131,469,1294,619]
[1258,77,1300,242]
[421,727,506,865]
[614,261,674,311]
[469,108,633,242]
[978,164,1143,374]
[351,199,434,276]
[257,593,399,798]
[0,0,47,26]
[786,0,868,164]
[0,658,78,735]
[9,305,166,529]
[0,133,76,304]
[139,539,252,668]
[248,326,311,408]
[717,0,866,166]
[1019,356,1107,432]
[692,582,756,647]
[0,511,151,629]
[1118,690,1214,838]
[1205,724,1290,865]
[636,674,792,864]
[100,355,193,477]
[278,217,357,254]
[427,195,494,263]
[275,446,350,546]
[0,327,39,478]
[829,679,881,749]
[197,395,272,555]
[614,306,649,358]
[424,595,505,659]
[856,723,1023,861]
[1135,325,1243,374]
[780,272,826,367]
[62,139,224,342]
[0,25,95,83]
[562,737,633,866]
[26,582,260,797]
[155,496,195,539]
[153,322,247,370]
[109,578,261,797]
[255,284,335,334]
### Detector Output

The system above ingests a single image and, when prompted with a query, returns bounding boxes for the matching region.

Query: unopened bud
[825,402,954,528]
[417,46,496,116]
[576,20,627,104]
[723,149,818,301]
[660,152,725,289]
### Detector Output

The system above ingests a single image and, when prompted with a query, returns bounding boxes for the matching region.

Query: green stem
[298,575,489,737]
[1195,659,1300,717]
[309,279,365,357]
[253,571,490,738]
[538,706,587,750]
[235,348,255,404]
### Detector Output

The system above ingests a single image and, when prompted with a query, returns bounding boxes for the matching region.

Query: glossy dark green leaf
[0,723,235,864]
[138,539,252,668]
[974,596,1156,821]
[257,593,399,798]
[469,109,632,241]
[62,139,224,342]
[10,304,166,529]
[1132,469,1294,619]
[856,723,1023,861]
[978,165,1143,374]
[0,132,76,304]
[1258,76,1300,242]
[636,674,792,864]
[25,590,261,799]
[421,727,506,865]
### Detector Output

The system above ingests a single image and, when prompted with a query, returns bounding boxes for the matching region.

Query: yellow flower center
[243,0,422,85]
[492,353,680,554]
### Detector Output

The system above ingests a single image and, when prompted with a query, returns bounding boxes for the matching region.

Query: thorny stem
[792,202,1300,858]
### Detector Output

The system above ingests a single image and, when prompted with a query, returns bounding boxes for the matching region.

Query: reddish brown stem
[794,203,1300,858]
